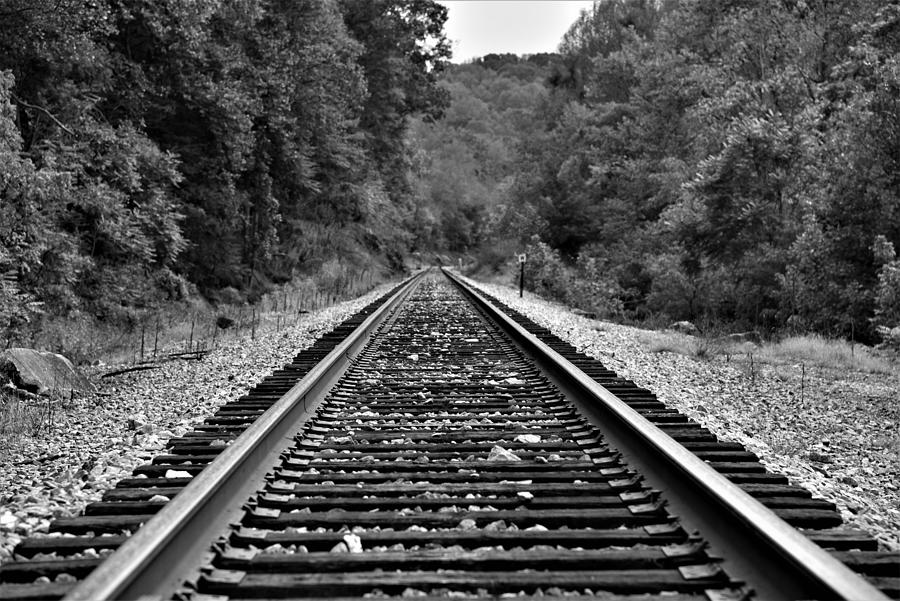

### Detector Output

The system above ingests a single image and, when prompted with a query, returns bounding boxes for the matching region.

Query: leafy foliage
[430,0,900,342]
[873,236,900,331]
[0,0,449,349]
[407,55,552,253]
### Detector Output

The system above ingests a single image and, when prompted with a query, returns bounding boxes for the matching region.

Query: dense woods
[0,0,449,348]
[3,0,900,353]
[417,0,900,343]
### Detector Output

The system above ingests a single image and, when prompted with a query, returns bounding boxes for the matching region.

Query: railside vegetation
[416,2,900,345]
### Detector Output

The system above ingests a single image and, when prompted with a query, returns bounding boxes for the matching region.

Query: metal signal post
[518,253,526,297]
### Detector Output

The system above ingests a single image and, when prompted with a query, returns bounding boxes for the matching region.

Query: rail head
[65,270,426,601]
[443,268,889,601]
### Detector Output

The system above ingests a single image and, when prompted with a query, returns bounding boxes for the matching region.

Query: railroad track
[0,269,897,600]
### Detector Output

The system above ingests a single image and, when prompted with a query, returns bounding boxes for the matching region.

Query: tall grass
[757,334,894,374]
[7,265,386,366]
[0,391,62,457]
[638,331,725,360]
[640,330,895,374]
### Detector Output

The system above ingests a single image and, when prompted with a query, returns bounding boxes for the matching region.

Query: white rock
[487,446,521,462]
[343,533,363,553]
[164,470,193,479]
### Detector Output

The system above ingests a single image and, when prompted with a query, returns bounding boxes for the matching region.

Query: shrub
[520,238,571,300]
[568,254,624,318]
[520,238,624,318]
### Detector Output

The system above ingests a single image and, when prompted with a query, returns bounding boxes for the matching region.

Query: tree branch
[11,93,75,136]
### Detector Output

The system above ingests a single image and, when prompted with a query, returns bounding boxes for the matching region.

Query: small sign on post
[518,253,527,297]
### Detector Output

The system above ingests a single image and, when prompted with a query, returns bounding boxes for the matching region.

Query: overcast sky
[438,1,595,63]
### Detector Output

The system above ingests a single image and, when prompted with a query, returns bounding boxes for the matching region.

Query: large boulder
[0,348,96,395]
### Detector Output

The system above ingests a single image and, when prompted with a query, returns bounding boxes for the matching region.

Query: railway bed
[0,270,897,600]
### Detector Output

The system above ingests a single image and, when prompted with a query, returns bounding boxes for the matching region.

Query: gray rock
[876,325,900,348]
[126,414,148,431]
[669,321,699,335]
[0,348,96,395]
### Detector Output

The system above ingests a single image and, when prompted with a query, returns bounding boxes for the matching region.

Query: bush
[520,238,571,300]
[568,254,623,318]
[519,238,623,318]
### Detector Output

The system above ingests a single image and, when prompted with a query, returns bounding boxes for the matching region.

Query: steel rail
[443,268,888,601]
[65,271,427,601]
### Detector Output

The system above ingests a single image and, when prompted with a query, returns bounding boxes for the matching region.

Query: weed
[692,337,723,360]
[0,392,45,455]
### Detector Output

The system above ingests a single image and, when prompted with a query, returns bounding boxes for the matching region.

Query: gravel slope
[0,284,396,562]
[463,276,899,552]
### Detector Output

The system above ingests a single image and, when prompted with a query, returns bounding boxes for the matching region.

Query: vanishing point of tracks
[0,270,897,600]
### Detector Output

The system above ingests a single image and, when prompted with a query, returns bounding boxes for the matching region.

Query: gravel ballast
[1,274,897,566]
[0,283,397,562]
[464,276,899,552]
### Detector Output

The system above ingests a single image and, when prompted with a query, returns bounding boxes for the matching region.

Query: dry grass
[13,267,384,367]
[0,392,57,455]
[640,331,896,374]
[639,331,723,360]
[757,334,895,374]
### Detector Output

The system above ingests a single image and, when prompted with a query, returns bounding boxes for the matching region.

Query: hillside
[414,2,900,346]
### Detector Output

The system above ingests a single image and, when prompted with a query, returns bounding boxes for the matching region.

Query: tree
[341,0,451,195]
[0,1,187,325]
[456,0,897,336]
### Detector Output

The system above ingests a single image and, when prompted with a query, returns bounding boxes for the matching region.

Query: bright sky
[438,1,596,63]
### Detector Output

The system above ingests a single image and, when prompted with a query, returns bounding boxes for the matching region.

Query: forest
[412,0,900,343]
[0,0,450,352]
[2,0,899,355]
